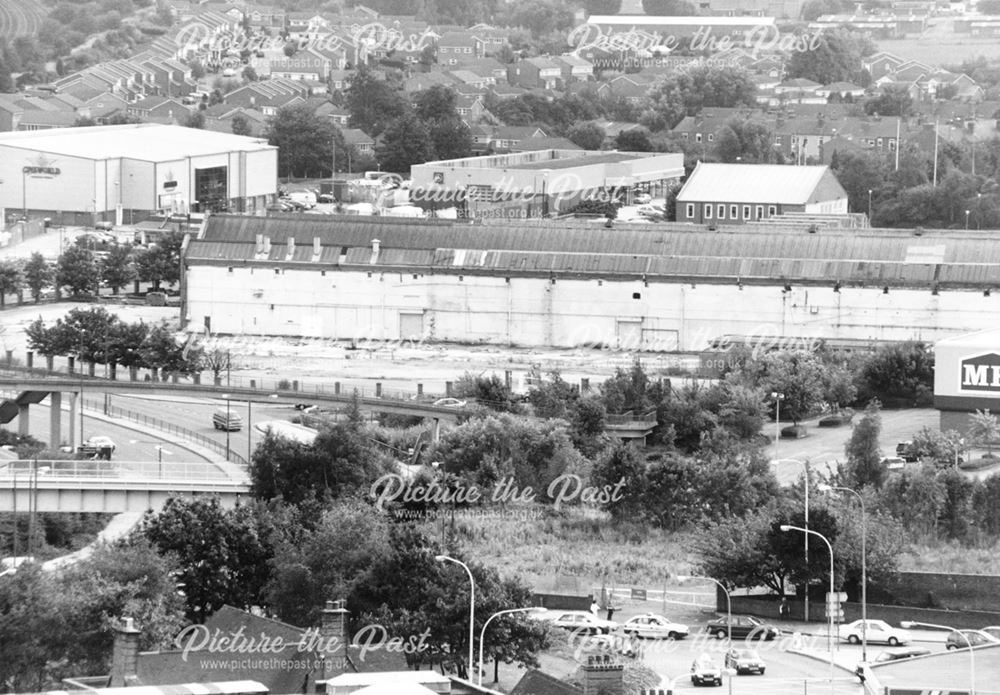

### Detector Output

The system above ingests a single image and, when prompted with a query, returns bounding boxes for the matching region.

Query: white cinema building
[0,124,278,226]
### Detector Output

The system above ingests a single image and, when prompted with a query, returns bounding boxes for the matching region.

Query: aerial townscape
[3,0,1000,694]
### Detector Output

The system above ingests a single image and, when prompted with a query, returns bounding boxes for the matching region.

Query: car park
[690,654,723,686]
[621,613,689,639]
[705,615,780,641]
[724,648,765,675]
[839,620,910,646]
[945,629,1000,650]
[539,610,618,635]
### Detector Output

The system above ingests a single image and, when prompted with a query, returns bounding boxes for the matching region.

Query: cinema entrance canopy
[934,328,1000,431]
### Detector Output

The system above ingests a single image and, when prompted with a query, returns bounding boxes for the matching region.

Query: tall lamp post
[819,483,867,661]
[478,608,540,686]
[901,621,975,694]
[436,554,475,680]
[772,458,810,622]
[867,188,873,221]
[678,575,734,695]
[221,394,232,460]
[781,524,835,695]
[770,392,784,457]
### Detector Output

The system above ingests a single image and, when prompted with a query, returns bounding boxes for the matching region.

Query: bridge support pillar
[69,391,79,448]
[49,392,62,449]
[17,403,29,436]
[432,417,441,442]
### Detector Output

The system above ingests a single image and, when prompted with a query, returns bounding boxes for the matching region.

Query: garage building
[0,123,278,226]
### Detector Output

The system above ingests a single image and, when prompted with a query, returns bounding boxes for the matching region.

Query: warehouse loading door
[400,312,424,341]
[616,320,642,351]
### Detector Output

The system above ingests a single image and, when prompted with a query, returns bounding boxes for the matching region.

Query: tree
[528,371,577,419]
[879,464,946,537]
[713,119,781,163]
[589,441,645,521]
[829,150,887,214]
[585,0,623,13]
[641,0,697,13]
[731,351,826,425]
[230,112,253,136]
[969,409,1000,457]
[454,372,520,412]
[856,342,934,407]
[140,322,202,376]
[642,65,757,132]
[376,112,435,174]
[785,27,872,85]
[266,103,344,178]
[99,244,134,294]
[22,252,52,302]
[184,110,205,128]
[56,245,98,296]
[250,425,390,505]
[201,347,232,384]
[133,230,183,289]
[414,85,474,160]
[187,60,205,80]
[141,498,276,621]
[567,121,605,150]
[345,66,408,137]
[241,65,257,82]
[615,127,653,152]
[0,259,22,307]
[842,401,887,490]
[863,87,912,118]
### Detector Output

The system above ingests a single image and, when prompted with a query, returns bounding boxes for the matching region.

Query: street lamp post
[781,524,835,694]
[222,394,232,460]
[901,621,975,694]
[966,209,971,229]
[155,445,172,477]
[819,483,867,661]
[436,554,475,680]
[771,391,784,457]
[478,608,539,685]
[867,189,873,221]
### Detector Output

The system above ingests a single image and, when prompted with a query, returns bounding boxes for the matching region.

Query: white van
[212,408,243,431]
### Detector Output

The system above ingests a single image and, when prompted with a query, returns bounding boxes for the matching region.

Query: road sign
[825,605,844,620]
[826,591,848,603]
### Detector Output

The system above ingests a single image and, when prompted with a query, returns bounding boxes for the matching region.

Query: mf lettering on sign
[960,352,1000,392]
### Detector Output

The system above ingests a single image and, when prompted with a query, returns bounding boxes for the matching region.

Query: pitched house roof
[511,670,582,695]
[341,128,374,146]
[677,163,847,205]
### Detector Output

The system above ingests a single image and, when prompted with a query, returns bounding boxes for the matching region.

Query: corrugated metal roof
[187,215,1000,287]
[676,163,842,205]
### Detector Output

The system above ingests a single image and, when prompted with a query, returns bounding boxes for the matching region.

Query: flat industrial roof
[0,123,275,161]
[508,152,646,170]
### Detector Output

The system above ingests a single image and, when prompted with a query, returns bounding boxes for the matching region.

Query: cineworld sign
[960,352,1000,392]
[22,165,61,176]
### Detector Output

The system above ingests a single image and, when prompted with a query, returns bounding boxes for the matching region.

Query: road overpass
[0,366,466,448]
[0,459,248,512]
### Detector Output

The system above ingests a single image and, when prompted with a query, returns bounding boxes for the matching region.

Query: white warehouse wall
[184,264,1000,350]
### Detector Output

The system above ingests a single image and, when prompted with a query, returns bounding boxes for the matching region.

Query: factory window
[228,267,233,273]
[768,205,777,216]
[730,205,738,218]
[743,205,750,219]
[704,204,712,219]
[707,133,714,142]
[686,203,694,218]
[632,292,641,299]
[717,204,725,219]
[274,268,280,275]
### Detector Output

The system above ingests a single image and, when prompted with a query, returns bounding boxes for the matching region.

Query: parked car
[541,610,618,635]
[705,615,780,641]
[621,613,689,639]
[839,620,910,646]
[982,626,1000,640]
[725,647,766,675]
[945,629,1000,650]
[780,424,808,439]
[690,654,723,687]
[634,193,652,204]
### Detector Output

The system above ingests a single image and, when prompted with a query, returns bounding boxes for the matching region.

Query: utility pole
[933,118,939,187]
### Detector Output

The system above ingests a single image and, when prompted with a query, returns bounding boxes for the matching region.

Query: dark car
[946,629,1000,650]
[706,615,780,641]
[725,647,766,675]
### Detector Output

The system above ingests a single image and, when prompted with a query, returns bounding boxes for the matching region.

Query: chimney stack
[318,600,350,684]
[108,617,141,687]
[312,236,321,259]
[370,238,381,264]
[581,655,623,695]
